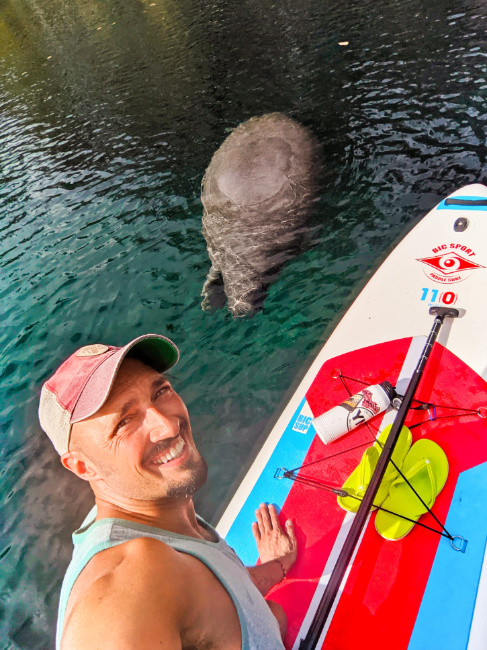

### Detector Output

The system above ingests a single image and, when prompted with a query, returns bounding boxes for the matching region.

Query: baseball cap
[39,334,180,455]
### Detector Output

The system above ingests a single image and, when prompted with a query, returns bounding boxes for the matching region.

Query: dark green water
[1,0,487,646]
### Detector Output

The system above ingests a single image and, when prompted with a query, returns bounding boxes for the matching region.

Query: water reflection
[1,0,487,647]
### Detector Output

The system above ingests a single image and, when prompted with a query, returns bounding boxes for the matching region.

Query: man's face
[70,357,208,501]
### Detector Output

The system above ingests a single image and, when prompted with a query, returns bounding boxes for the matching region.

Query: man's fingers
[286,520,297,546]
[252,521,261,542]
[259,503,272,531]
[269,504,281,530]
[255,507,264,532]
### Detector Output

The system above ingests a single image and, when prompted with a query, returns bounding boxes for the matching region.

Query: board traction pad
[224,339,487,649]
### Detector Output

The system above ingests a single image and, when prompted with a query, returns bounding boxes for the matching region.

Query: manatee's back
[201,112,321,316]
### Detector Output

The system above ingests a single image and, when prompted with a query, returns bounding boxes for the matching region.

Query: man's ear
[61,451,99,481]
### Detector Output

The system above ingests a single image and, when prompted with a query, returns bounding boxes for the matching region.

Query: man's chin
[157,455,208,500]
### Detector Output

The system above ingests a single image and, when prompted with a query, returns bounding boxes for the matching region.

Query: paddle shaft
[299,307,458,649]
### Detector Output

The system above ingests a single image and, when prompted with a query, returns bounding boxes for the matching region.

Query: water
[1,0,487,646]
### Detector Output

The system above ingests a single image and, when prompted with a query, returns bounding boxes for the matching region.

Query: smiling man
[39,334,297,650]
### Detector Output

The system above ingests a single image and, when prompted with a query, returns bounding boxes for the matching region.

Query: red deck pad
[266,338,487,649]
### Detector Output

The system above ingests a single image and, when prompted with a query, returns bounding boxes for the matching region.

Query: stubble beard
[96,448,209,502]
[161,452,209,499]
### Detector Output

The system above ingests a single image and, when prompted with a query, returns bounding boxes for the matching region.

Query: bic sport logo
[417,243,485,284]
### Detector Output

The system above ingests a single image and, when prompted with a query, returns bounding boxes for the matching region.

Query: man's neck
[94,495,213,541]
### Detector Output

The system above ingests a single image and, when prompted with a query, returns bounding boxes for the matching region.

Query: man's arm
[247,560,290,596]
[61,538,187,650]
[248,503,298,596]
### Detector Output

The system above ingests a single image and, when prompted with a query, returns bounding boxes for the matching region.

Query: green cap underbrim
[127,336,180,373]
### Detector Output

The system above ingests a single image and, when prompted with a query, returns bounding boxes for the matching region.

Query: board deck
[217,185,487,649]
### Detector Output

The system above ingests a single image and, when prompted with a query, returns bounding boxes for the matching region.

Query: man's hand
[252,503,297,575]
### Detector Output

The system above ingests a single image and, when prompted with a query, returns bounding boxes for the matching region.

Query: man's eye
[155,385,171,398]
[115,418,130,432]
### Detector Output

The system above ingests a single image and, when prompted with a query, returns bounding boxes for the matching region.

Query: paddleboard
[217,184,487,650]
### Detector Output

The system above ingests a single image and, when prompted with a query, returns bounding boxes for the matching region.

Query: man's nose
[145,407,179,442]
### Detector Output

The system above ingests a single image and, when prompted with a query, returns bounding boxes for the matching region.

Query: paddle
[298,306,460,650]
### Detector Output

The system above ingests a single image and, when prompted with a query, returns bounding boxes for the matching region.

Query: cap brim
[71,334,179,424]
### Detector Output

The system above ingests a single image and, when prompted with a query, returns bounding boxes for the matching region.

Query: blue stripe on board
[224,398,315,566]
[437,197,487,210]
[408,462,487,650]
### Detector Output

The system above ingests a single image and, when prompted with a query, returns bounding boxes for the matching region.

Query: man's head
[39,335,208,503]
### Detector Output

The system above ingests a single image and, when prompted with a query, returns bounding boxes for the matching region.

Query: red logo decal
[417,252,484,275]
[361,389,380,415]
[417,249,485,284]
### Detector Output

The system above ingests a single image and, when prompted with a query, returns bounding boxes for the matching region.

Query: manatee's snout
[201,112,321,318]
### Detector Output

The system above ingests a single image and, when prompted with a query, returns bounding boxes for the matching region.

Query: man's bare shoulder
[78,536,189,589]
[62,537,189,650]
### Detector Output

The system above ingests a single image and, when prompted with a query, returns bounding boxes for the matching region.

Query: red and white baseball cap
[39,334,180,455]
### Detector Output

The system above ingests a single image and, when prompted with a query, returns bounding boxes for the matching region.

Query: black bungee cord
[277,366,483,547]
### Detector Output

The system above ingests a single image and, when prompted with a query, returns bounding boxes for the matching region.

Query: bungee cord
[277,367,484,547]
[277,468,455,541]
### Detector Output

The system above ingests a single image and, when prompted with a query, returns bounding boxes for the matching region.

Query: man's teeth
[154,436,185,465]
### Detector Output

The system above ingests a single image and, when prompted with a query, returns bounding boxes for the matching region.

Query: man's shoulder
[112,534,181,565]
[78,535,187,595]
[62,537,189,649]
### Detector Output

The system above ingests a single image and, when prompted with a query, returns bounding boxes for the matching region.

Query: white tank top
[56,506,284,650]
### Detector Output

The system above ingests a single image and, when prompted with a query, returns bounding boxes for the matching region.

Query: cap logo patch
[76,344,109,357]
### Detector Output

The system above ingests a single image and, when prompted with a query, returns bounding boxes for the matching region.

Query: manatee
[201,112,321,318]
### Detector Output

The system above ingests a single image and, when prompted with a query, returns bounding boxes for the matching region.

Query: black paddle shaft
[299,306,460,650]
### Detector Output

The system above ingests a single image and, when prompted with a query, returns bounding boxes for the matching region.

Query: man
[39,334,297,649]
